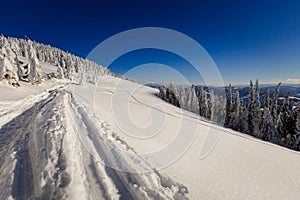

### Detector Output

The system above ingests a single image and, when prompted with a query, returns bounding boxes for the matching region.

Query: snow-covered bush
[27,57,42,84]
[0,54,19,87]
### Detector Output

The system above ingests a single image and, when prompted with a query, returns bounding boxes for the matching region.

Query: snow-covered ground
[1,64,300,199]
[0,75,188,199]
[87,76,300,199]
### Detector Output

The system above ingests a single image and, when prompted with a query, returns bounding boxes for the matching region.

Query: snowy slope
[0,39,300,199]
[89,76,300,200]
[1,65,300,199]
[0,68,188,199]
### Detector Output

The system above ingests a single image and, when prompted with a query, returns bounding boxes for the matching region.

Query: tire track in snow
[68,90,189,200]
[0,89,70,200]
[68,92,134,200]
[0,84,190,200]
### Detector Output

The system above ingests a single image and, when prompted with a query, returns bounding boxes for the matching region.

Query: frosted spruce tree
[252,80,261,137]
[190,85,199,114]
[278,94,293,145]
[178,87,187,110]
[260,89,276,141]
[198,86,208,118]
[0,36,19,86]
[242,106,249,133]
[209,90,225,123]
[57,64,64,79]
[294,114,300,150]
[27,43,42,84]
[270,82,281,128]
[225,84,233,126]
[247,80,255,134]
[230,89,242,131]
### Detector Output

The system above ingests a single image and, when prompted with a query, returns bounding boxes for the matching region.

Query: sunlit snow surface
[0,64,300,199]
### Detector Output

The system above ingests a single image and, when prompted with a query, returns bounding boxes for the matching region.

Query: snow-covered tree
[242,107,249,133]
[190,85,199,114]
[198,86,208,118]
[230,89,242,131]
[247,80,255,134]
[278,94,294,145]
[158,84,180,108]
[294,114,300,150]
[209,90,225,124]
[225,84,233,126]
[260,106,276,141]
[264,88,270,108]
[0,38,19,87]
[260,89,277,141]
[270,82,281,127]
[57,65,64,79]
[0,54,19,86]
[27,57,42,84]
[177,87,186,110]
[252,80,261,137]
[26,44,42,84]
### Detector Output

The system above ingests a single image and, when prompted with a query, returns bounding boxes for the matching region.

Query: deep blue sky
[1,0,300,85]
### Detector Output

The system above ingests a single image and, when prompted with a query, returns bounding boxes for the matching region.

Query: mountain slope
[0,78,189,200]
[91,76,300,199]
[0,36,300,199]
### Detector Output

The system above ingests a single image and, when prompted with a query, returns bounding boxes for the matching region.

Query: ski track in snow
[0,87,70,199]
[0,84,189,200]
[67,87,189,200]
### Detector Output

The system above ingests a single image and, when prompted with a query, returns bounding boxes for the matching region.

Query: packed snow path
[0,84,188,200]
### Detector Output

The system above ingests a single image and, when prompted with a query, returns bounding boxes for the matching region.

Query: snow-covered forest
[0,35,112,87]
[159,80,300,150]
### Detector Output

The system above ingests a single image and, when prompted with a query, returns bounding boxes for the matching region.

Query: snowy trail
[0,84,67,128]
[0,88,70,199]
[0,84,188,200]
[67,87,189,200]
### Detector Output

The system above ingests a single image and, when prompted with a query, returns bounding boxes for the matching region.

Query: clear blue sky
[1,0,300,85]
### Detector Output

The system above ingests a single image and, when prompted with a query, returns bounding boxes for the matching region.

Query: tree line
[0,35,112,86]
[158,80,300,151]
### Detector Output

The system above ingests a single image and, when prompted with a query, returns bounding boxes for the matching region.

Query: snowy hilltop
[0,35,111,87]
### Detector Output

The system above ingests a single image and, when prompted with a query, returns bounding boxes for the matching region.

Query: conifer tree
[198,86,208,117]
[294,113,300,150]
[225,84,233,126]
[230,89,242,131]
[190,85,199,114]
[270,82,281,127]
[252,80,261,137]
[260,88,277,141]
[247,80,255,134]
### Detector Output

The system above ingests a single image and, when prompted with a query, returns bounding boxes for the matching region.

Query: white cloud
[284,78,300,84]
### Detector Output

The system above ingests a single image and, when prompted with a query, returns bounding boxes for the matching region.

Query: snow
[0,56,300,199]
[89,76,300,199]
[0,74,188,199]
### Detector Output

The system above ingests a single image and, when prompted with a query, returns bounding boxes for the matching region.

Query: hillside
[0,36,300,200]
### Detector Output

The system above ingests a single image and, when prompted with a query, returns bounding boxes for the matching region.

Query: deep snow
[90,76,300,199]
[0,73,188,199]
[0,64,300,199]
